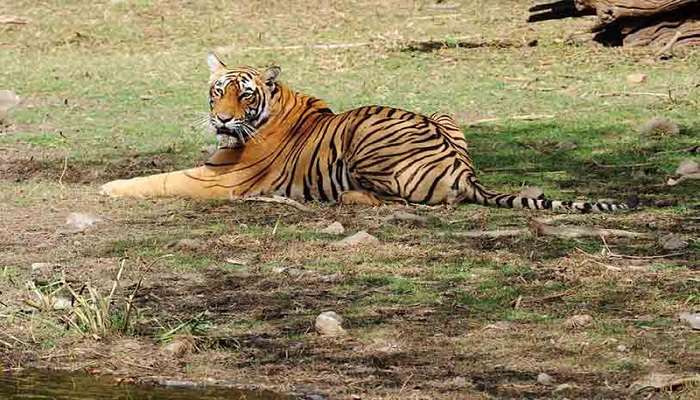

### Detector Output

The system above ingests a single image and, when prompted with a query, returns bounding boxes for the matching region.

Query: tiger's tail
[460,179,638,213]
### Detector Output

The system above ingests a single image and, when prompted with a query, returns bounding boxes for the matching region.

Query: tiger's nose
[216,113,233,123]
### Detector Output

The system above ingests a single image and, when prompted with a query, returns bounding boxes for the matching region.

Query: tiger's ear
[207,53,226,75]
[263,66,281,88]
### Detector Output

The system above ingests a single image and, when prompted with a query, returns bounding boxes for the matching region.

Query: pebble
[537,372,555,386]
[315,311,346,336]
[320,221,345,235]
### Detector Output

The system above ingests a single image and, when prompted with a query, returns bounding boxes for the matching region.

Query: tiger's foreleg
[99,166,233,199]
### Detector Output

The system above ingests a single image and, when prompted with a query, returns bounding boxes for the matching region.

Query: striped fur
[100,55,636,213]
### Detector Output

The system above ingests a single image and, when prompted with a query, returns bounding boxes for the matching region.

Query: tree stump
[529,0,700,48]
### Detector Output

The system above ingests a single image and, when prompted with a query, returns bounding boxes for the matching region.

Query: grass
[0,0,698,399]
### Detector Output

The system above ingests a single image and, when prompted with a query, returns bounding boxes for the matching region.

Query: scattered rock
[331,231,379,248]
[639,117,680,137]
[658,234,688,251]
[519,186,544,199]
[315,311,346,337]
[676,159,699,175]
[162,336,195,357]
[171,238,205,251]
[564,314,593,329]
[553,383,574,393]
[626,73,647,84]
[65,212,102,232]
[616,344,628,352]
[678,312,700,330]
[667,159,700,186]
[320,221,345,235]
[537,372,555,386]
[382,211,429,226]
[52,296,73,310]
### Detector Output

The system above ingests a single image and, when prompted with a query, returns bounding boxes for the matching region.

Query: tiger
[100,53,637,213]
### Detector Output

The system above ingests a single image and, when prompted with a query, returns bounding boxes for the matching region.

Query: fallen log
[529,0,700,48]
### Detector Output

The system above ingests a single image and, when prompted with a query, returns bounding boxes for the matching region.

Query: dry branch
[239,195,313,213]
[529,219,654,239]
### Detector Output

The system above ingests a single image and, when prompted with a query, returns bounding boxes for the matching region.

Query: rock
[676,159,699,175]
[564,314,593,329]
[171,238,205,251]
[639,117,680,137]
[626,73,647,84]
[616,344,628,352]
[65,212,102,232]
[320,221,345,235]
[678,312,700,330]
[162,336,195,357]
[52,296,73,310]
[537,372,555,386]
[382,211,429,226]
[658,234,688,251]
[331,231,379,248]
[315,311,346,337]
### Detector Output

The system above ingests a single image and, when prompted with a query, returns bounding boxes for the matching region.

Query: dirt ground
[1,1,699,399]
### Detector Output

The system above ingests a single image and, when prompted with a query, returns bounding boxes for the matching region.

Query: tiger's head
[206,53,280,149]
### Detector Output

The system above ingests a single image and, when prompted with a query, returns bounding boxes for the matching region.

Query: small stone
[565,314,593,329]
[162,337,194,357]
[658,234,688,251]
[617,344,628,352]
[65,212,102,232]
[678,312,700,330]
[676,159,699,176]
[315,311,346,336]
[320,221,345,235]
[331,231,379,248]
[52,296,73,310]
[537,372,555,386]
[626,73,647,84]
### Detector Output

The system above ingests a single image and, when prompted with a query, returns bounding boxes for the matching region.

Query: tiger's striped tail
[463,180,638,213]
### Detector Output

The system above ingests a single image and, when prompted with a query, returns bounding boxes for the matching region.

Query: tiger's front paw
[99,179,131,198]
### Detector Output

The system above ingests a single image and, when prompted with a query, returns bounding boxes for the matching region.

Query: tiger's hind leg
[338,190,383,206]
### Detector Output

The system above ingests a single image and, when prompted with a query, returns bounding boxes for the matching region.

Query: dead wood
[239,195,313,213]
[529,0,700,48]
[528,219,654,239]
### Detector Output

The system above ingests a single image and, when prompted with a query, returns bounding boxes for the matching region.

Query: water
[0,369,296,400]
